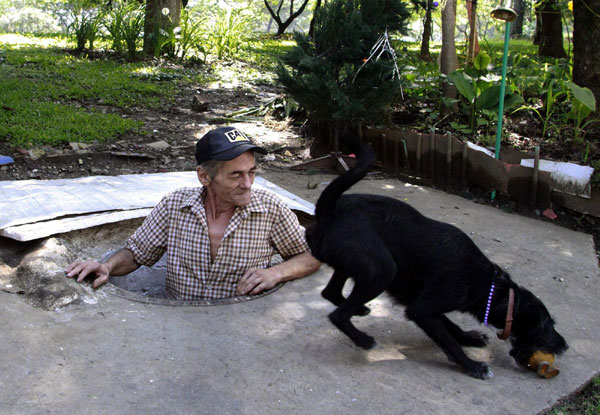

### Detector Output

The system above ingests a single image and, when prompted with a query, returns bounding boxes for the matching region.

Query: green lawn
[0,34,210,147]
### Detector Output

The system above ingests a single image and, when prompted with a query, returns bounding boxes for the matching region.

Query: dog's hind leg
[322,270,370,316]
[406,303,492,379]
[440,315,488,348]
[328,253,396,350]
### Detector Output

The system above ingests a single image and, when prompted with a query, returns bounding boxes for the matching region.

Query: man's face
[205,151,257,207]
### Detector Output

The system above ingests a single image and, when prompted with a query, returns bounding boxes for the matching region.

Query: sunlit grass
[0,36,211,147]
[546,377,600,415]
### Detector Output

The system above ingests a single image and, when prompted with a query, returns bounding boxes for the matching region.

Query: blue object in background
[0,155,14,165]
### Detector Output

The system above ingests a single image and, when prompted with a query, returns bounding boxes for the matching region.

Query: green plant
[68,7,101,51]
[120,2,144,60]
[103,1,127,52]
[206,6,252,60]
[449,52,524,134]
[175,4,206,60]
[566,81,598,143]
[515,79,565,138]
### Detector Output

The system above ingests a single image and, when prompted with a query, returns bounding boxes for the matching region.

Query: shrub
[275,0,411,154]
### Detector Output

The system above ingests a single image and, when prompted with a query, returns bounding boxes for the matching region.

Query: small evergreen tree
[276,0,410,155]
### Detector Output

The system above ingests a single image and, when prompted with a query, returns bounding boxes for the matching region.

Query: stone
[146,140,171,150]
[28,148,45,160]
[15,238,95,310]
[191,96,209,112]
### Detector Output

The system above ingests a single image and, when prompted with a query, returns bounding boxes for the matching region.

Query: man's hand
[236,267,280,296]
[65,248,139,289]
[65,260,111,289]
[236,252,321,296]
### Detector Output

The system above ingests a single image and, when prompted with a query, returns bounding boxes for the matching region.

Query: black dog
[306,139,568,379]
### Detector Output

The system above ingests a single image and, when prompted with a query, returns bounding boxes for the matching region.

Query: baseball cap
[195,126,267,165]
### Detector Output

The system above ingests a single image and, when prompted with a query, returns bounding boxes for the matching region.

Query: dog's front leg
[406,308,493,379]
[440,315,488,347]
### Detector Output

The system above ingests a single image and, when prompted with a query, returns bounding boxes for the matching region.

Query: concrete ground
[1,170,599,415]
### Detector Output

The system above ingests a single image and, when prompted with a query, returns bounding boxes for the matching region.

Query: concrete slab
[0,170,598,415]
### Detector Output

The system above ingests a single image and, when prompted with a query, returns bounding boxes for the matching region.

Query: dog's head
[508,288,568,377]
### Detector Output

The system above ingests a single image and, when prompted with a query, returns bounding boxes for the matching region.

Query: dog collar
[483,270,515,340]
[497,288,515,340]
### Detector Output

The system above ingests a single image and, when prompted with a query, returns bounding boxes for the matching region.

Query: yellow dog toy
[529,351,560,379]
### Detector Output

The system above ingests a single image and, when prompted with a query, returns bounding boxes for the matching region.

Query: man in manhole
[66,126,321,300]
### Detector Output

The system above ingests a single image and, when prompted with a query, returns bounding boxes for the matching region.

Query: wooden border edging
[362,127,600,217]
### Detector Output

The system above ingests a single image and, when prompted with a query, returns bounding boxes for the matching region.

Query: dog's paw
[467,362,493,380]
[460,330,489,348]
[353,305,371,316]
[355,333,377,350]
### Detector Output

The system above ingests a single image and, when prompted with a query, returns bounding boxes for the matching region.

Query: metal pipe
[490,6,516,200]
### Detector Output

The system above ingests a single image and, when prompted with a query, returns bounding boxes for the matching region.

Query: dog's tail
[314,134,375,223]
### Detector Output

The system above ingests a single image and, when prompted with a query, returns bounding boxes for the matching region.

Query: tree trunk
[143,0,181,56]
[441,0,459,109]
[466,0,480,62]
[419,0,433,61]
[572,0,600,104]
[264,0,311,36]
[510,0,525,38]
[308,0,322,38]
[533,9,542,44]
[537,0,566,58]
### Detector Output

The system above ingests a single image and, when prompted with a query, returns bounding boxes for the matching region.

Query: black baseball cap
[195,126,267,165]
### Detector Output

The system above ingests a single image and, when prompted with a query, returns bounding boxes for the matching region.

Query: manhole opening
[104,252,284,306]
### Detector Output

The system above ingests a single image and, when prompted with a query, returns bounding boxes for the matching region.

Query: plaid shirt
[126,186,309,300]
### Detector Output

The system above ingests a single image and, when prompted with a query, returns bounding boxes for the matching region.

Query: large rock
[16,238,97,310]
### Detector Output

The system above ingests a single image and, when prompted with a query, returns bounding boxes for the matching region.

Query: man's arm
[236,251,321,295]
[65,248,140,289]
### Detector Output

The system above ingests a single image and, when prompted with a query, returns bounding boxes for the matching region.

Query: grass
[0,34,211,147]
[545,377,600,415]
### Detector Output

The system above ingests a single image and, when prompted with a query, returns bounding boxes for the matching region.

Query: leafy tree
[275,0,410,155]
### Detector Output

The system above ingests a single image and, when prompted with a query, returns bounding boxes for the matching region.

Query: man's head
[195,126,267,171]
[195,127,267,208]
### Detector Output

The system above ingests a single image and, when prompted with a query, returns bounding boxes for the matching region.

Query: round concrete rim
[104,282,284,306]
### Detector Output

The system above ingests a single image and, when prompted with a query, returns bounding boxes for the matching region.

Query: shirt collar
[179,186,268,214]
